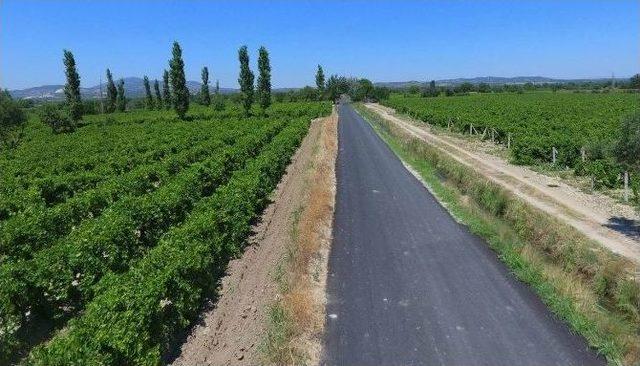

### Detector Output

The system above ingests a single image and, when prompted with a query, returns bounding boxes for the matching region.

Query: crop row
[25,116,311,365]
[0,118,229,219]
[0,117,288,363]
[0,118,254,261]
[382,93,639,167]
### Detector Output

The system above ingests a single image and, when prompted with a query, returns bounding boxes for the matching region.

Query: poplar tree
[213,80,225,111]
[116,79,126,112]
[257,46,271,111]
[105,69,117,113]
[63,49,82,121]
[169,41,189,119]
[143,76,153,110]
[153,79,162,110]
[316,65,325,99]
[162,69,171,110]
[200,67,211,106]
[237,45,254,115]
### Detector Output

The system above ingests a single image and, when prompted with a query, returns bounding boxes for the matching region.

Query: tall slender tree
[153,79,162,110]
[257,46,271,111]
[105,69,117,113]
[213,80,224,111]
[116,79,126,112]
[315,65,325,99]
[162,69,171,110]
[143,76,154,110]
[237,45,254,115]
[200,67,211,106]
[63,49,82,121]
[169,41,189,119]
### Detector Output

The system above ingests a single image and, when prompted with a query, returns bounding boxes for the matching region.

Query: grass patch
[355,103,640,366]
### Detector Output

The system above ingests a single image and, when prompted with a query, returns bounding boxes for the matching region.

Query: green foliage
[116,79,126,112]
[0,90,26,148]
[0,102,331,363]
[169,42,189,119]
[315,65,325,99]
[383,92,640,170]
[237,45,255,115]
[200,66,211,106]
[352,78,374,102]
[615,112,640,172]
[38,103,74,134]
[212,80,225,111]
[153,79,162,110]
[62,50,82,122]
[326,74,351,101]
[162,69,171,110]
[25,117,313,365]
[143,75,154,110]
[630,74,640,90]
[257,46,272,111]
[105,69,117,113]
[422,80,438,97]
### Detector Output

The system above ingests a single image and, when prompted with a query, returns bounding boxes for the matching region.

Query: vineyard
[0,101,331,364]
[382,92,639,191]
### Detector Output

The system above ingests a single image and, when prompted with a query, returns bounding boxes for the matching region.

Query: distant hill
[375,76,626,89]
[8,77,237,100]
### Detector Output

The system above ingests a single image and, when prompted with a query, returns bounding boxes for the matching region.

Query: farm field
[0,101,331,364]
[382,92,640,169]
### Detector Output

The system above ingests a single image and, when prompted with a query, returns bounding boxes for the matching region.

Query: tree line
[33,41,275,133]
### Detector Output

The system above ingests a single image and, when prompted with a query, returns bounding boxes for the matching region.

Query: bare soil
[170,114,334,366]
[366,103,640,264]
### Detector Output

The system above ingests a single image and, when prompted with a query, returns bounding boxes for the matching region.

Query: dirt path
[365,103,640,264]
[170,114,334,365]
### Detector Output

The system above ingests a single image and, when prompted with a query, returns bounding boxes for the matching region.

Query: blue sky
[1,0,638,89]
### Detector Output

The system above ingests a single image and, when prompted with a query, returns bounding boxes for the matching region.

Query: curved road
[322,103,604,366]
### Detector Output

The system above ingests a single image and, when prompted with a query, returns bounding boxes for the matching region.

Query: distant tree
[162,69,171,110]
[105,69,117,113]
[169,41,189,119]
[316,65,325,99]
[153,79,162,109]
[143,76,154,110]
[422,80,438,97]
[456,82,474,93]
[116,79,126,112]
[212,80,225,111]
[326,74,351,101]
[298,86,317,101]
[353,79,374,101]
[200,66,211,106]
[630,74,640,89]
[63,49,82,122]
[0,90,27,147]
[237,45,255,115]
[477,82,491,93]
[257,46,272,111]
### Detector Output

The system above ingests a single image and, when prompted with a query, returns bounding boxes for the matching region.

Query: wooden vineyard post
[470,123,473,135]
[447,118,451,131]
[581,147,586,162]
[507,133,511,149]
[552,147,557,164]
[491,128,495,143]
[624,171,629,202]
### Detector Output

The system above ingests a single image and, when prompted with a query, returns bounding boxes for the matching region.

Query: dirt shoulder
[365,103,640,264]
[170,111,338,366]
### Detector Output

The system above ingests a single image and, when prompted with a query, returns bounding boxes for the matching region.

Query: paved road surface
[322,103,604,366]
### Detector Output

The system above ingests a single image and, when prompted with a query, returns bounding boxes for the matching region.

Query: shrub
[0,90,27,148]
[38,104,75,133]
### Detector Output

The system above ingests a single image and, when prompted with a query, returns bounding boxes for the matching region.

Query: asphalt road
[322,103,604,366]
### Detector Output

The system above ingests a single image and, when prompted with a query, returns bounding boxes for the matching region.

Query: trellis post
[624,171,629,202]
[552,147,557,164]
